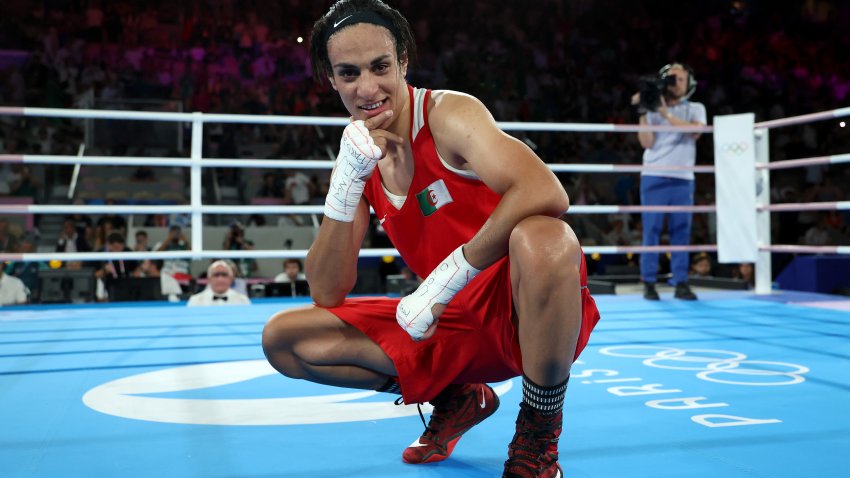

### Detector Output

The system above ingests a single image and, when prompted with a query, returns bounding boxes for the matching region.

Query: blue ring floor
[1,291,848,478]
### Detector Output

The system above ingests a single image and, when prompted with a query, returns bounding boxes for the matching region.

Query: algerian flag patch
[416,179,454,216]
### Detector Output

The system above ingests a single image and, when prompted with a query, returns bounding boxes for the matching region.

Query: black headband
[323,11,400,47]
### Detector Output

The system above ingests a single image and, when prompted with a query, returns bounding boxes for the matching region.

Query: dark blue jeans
[640,176,694,285]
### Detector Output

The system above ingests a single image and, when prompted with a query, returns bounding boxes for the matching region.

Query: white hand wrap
[323,120,384,222]
[396,245,481,341]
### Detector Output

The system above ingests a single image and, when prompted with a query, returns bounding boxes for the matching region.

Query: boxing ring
[1,106,849,477]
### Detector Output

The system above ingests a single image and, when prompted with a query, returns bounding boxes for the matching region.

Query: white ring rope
[756,152,850,171]
[0,106,710,133]
[761,245,850,255]
[0,154,335,170]
[0,203,717,216]
[1,154,717,174]
[753,106,850,130]
[0,245,719,263]
[759,202,850,212]
[2,105,849,272]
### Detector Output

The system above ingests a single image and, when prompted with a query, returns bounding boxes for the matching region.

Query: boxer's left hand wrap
[396,244,481,341]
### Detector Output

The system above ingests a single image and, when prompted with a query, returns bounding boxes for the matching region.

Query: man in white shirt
[187,260,251,306]
[0,267,29,306]
[634,62,706,301]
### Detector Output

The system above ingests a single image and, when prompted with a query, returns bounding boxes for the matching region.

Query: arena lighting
[297,36,303,43]
[841,121,846,128]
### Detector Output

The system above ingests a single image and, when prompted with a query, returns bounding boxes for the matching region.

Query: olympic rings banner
[714,113,758,263]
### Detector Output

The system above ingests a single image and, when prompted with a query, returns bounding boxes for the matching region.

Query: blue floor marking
[1,293,848,477]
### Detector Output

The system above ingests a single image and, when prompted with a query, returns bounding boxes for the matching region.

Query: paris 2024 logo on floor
[572,346,809,428]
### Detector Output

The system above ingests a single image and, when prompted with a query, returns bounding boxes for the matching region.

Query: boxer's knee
[509,216,581,287]
[262,309,309,379]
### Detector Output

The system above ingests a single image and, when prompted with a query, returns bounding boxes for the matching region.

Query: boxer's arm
[429,92,569,270]
[308,113,403,306]
[306,197,370,307]
[396,92,568,341]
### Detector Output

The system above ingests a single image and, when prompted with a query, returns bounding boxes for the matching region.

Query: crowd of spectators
[2,0,850,302]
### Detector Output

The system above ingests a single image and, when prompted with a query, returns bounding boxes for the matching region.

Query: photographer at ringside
[631,62,706,301]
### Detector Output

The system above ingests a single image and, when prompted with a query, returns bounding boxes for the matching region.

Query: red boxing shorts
[323,255,601,404]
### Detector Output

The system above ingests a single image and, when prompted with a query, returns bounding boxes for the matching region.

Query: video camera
[637,73,677,113]
[637,63,697,113]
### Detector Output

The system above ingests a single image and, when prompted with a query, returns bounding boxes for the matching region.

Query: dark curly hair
[310,0,417,83]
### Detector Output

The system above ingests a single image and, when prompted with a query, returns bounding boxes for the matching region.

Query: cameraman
[632,63,706,301]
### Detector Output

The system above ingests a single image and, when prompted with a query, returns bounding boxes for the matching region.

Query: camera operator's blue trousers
[640,176,694,285]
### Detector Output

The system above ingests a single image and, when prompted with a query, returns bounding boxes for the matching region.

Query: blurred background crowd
[1,0,849,303]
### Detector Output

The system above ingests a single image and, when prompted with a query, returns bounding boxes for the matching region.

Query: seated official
[95,232,139,302]
[135,259,183,302]
[187,260,251,306]
[270,258,310,297]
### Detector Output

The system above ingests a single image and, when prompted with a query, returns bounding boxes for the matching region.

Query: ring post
[190,112,204,259]
[754,128,772,294]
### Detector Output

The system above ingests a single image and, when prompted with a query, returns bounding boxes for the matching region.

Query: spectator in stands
[604,218,630,246]
[97,198,128,238]
[134,230,151,251]
[92,219,114,252]
[0,266,29,306]
[56,217,91,254]
[96,232,138,284]
[7,164,38,198]
[283,170,314,205]
[187,260,251,306]
[168,200,192,230]
[0,161,15,196]
[0,218,20,253]
[223,221,257,277]
[155,225,192,282]
[256,172,283,198]
[70,204,95,246]
[690,252,712,278]
[734,263,755,289]
[803,214,831,246]
[6,233,43,299]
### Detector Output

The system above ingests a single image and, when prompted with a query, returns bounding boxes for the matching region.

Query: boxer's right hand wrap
[324,120,384,222]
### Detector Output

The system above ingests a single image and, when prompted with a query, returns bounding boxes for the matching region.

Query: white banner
[714,113,757,263]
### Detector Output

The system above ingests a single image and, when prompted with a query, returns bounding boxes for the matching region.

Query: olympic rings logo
[599,346,808,386]
[721,142,750,155]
